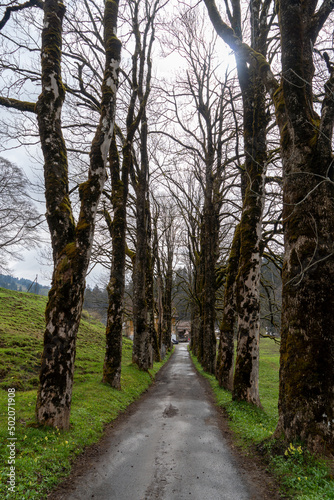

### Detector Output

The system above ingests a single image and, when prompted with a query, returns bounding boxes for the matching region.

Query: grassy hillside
[0,287,109,391]
[0,288,171,499]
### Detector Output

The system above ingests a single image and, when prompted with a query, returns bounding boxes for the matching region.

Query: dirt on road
[48,345,282,500]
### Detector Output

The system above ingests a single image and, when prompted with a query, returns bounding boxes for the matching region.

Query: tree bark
[163,244,173,352]
[233,67,268,406]
[146,201,160,363]
[273,0,334,454]
[132,112,154,370]
[132,186,154,370]
[204,0,334,453]
[36,0,120,429]
[102,132,127,389]
[216,223,241,390]
[201,195,218,374]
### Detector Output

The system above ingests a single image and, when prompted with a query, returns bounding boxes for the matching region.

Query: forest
[0,0,333,465]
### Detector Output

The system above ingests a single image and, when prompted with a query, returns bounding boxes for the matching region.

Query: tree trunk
[216,223,241,390]
[162,244,173,352]
[156,273,164,355]
[132,187,153,370]
[222,1,269,406]
[202,1,268,402]
[102,0,153,385]
[201,199,218,374]
[37,265,86,429]
[132,186,148,369]
[190,301,201,357]
[203,0,334,452]
[197,141,220,375]
[233,70,267,406]
[189,236,201,357]
[36,0,120,429]
[102,134,127,389]
[276,162,334,452]
[132,113,154,371]
[153,218,164,355]
[273,1,334,454]
[146,201,160,362]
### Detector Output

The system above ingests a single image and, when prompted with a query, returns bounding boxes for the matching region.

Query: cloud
[9,247,50,286]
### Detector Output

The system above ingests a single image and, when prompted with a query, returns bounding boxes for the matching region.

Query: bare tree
[129,0,168,371]
[101,131,127,389]
[227,0,276,406]
[204,0,334,454]
[102,0,162,385]
[0,156,42,272]
[152,195,178,355]
[0,0,121,429]
[160,168,203,355]
[158,7,239,374]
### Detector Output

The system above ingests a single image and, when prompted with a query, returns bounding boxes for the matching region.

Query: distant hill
[0,274,50,296]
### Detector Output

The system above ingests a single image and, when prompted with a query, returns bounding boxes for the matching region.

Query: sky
[1,132,50,285]
[9,248,106,288]
[0,122,107,288]
[1,0,235,290]
[9,248,50,286]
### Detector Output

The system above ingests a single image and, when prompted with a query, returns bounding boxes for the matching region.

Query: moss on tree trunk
[216,223,241,390]
[103,133,126,389]
[232,38,268,407]
[272,0,334,454]
[36,0,120,429]
[132,114,154,371]
[201,200,218,375]
[203,0,334,454]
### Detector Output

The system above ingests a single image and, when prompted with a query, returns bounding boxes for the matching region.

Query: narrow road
[53,345,264,500]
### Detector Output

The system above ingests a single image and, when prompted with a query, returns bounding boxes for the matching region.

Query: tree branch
[0,95,36,113]
[0,0,43,31]
[202,0,279,98]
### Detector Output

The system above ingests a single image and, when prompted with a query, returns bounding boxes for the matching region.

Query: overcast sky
[1,0,235,290]
[9,248,49,285]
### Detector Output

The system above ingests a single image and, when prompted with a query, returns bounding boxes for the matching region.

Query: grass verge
[190,340,334,500]
[0,288,172,499]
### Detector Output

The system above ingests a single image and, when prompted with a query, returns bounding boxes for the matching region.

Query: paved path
[61,345,256,499]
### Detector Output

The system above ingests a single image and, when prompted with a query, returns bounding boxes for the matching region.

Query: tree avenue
[0,0,333,458]
[0,0,121,429]
[203,0,334,454]
[102,0,163,387]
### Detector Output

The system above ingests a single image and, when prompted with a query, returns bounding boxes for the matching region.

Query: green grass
[0,289,46,391]
[190,340,334,500]
[0,288,172,499]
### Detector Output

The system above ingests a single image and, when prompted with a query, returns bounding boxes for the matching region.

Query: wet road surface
[60,345,257,499]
